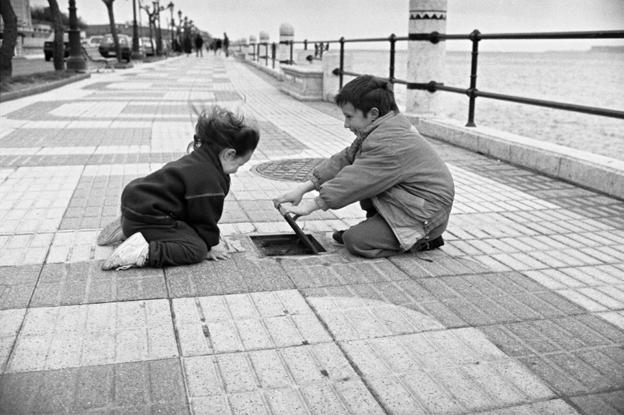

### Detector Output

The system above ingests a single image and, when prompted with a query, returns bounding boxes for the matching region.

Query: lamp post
[167,2,175,50]
[131,0,144,59]
[66,0,86,70]
[177,9,182,48]
[153,1,162,55]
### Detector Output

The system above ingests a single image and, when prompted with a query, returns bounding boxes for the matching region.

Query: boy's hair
[192,106,259,155]
[334,75,399,116]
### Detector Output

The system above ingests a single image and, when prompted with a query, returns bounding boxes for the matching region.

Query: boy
[275,75,454,258]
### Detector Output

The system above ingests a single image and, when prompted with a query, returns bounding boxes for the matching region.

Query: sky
[29,0,624,51]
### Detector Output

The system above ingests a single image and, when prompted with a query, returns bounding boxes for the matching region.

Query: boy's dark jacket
[121,147,230,248]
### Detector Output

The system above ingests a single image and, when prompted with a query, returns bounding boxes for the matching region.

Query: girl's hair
[334,75,399,116]
[190,106,260,156]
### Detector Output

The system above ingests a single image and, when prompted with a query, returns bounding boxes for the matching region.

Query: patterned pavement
[0,55,623,414]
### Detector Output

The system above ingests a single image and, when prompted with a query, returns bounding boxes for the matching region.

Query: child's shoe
[332,230,345,244]
[97,217,126,246]
[412,236,444,252]
[102,232,149,270]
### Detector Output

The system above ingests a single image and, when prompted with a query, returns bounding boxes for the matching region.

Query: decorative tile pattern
[6,299,177,373]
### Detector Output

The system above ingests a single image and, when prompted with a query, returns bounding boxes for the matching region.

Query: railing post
[389,33,396,84]
[304,39,307,50]
[466,29,480,127]
[339,37,345,89]
[271,42,276,68]
[290,41,294,64]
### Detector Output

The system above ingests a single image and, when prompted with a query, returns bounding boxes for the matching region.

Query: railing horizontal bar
[410,30,624,42]
[474,29,624,40]
[340,70,362,78]
[333,69,624,120]
[475,90,624,119]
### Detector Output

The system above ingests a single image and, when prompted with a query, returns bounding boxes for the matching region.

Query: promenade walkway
[0,55,623,415]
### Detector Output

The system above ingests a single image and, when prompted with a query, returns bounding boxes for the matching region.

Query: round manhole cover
[252,158,325,182]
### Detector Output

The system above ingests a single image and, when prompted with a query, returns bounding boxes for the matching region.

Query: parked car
[43,32,69,61]
[141,37,155,56]
[81,35,103,57]
[98,34,132,61]
[84,35,103,48]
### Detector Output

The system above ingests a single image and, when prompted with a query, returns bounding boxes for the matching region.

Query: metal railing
[239,30,624,127]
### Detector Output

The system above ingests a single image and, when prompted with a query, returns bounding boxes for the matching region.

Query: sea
[342,49,624,161]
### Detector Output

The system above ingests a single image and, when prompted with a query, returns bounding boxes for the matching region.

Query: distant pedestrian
[223,32,230,57]
[275,75,454,258]
[97,106,260,270]
[214,38,222,55]
[183,35,192,56]
[194,34,204,57]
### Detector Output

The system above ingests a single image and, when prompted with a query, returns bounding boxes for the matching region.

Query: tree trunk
[47,0,65,70]
[103,0,122,62]
[0,0,18,80]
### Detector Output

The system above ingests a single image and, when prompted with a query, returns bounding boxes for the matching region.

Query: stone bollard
[322,51,353,102]
[247,35,257,60]
[278,23,294,63]
[406,0,447,117]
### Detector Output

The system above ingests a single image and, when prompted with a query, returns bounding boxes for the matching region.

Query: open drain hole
[251,234,326,256]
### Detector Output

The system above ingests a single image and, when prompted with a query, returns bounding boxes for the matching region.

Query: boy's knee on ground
[342,229,373,257]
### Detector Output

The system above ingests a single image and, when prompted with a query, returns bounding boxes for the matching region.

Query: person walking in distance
[194,33,204,57]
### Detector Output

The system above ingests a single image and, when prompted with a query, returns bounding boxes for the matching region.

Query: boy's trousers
[121,216,208,267]
[343,199,445,258]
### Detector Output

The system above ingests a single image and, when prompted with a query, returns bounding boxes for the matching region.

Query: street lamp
[131,0,144,59]
[66,0,86,70]
[152,0,162,55]
[166,2,175,50]
[177,9,182,47]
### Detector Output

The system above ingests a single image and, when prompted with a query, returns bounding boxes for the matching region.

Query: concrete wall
[408,115,624,200]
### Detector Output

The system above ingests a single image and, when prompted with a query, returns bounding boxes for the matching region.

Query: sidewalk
[0,54,622,414]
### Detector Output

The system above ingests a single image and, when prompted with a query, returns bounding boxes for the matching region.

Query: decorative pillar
[66,0,86,70]
[278,23,294,63]
[259,31,269,61]
[247,35,256,59]
[406,0,446,116]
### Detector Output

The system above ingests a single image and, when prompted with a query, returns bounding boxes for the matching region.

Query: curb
[0,72,91,103]
[409,115,624,201]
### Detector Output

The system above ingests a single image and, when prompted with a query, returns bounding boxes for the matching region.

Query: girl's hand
[206,242,230,261]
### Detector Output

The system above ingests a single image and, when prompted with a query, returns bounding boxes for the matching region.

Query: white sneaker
[102,232,149,271]
[97,217,126,246]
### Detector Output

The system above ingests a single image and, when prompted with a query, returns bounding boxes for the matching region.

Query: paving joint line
[298,290,393,415]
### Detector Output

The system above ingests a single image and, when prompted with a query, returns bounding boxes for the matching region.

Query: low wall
[408,115,624,200]
[279,65,323,101]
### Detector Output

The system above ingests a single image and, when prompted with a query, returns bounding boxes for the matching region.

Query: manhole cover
[252,158,325,182]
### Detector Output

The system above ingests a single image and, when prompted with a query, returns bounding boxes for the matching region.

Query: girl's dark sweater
[121,147,230,248]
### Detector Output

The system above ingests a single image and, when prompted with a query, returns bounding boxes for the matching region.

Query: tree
[31,6,87,28]
[101,0,122,62]
[47,0,65,70]
[0,0,18,80]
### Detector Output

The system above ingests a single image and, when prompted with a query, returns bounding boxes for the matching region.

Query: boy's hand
[282,199,319,218]
[274,181,315,206]
[274,188,305,206]
[206,242,230,261]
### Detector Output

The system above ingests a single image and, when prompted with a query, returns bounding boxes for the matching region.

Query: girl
[98,106,259,270]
